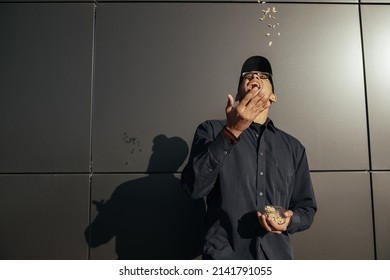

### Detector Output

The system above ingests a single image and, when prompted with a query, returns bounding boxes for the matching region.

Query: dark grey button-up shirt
[181,119,317,260]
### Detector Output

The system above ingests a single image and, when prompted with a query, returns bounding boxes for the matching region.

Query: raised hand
[225,85,272,138]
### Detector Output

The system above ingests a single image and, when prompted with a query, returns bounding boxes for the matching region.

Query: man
[181,56,317,259]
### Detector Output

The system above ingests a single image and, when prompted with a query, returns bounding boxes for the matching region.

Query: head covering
[238,56,274,92]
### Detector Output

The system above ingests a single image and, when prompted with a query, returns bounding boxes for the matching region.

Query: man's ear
[270,93,277,103]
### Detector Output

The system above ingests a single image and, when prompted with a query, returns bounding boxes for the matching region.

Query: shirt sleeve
[181,121,237,199]
[287,146,317,234]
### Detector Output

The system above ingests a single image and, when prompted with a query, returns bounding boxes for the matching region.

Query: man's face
[236,71,273,102]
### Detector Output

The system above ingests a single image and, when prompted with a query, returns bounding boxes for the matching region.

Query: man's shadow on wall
[84,135,206,259]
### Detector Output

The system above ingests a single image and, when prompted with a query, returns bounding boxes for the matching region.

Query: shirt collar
[266,118,277,133]
[251,118,276,133]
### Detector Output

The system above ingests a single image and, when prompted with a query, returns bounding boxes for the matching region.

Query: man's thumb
[226,94,234,113]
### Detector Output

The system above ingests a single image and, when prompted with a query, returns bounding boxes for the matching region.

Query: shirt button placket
[257,145,266,207]
[257,134,266,207]
[259,172,264,197]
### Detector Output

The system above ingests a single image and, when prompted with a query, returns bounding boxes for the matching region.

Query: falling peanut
[257,2,280,47]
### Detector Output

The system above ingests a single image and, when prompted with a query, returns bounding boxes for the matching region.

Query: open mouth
[248,81,261,90]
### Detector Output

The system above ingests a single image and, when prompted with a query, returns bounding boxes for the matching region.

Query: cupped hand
[225,87,272,137]
[257,210,293,234]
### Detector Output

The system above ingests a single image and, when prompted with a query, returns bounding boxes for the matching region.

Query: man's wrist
[224,126,242,138]
[223,126,241,143]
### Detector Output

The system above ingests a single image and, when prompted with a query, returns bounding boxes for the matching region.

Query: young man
[181,56,317,259]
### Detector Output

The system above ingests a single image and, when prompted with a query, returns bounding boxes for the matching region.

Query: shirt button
[209,168,213,172]
[260,152,264,156]
[223,151,228,155]
[260,172,264,175]
[255,134,259,138]
[259,192,263,196]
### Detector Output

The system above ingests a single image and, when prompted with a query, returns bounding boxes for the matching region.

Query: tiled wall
[1,0,389,260]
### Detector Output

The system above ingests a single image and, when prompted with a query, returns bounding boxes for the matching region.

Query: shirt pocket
[266,158,294,204]
[276,161,294,188]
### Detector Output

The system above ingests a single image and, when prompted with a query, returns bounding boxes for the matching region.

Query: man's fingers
[258,211,284,234]
[259,99,271,111]
[241,88,261,106]
[244,95,270,116]
[258,213,273,232]
[226,94,235,113]
[246,92,271,112]
[284,210,294,218]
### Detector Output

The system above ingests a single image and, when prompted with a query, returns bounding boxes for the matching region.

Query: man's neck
[253,109,269,125]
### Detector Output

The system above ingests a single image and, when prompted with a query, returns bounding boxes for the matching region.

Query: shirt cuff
[222,126,240,144]
[287,212,301,233]
[207,127,238,168]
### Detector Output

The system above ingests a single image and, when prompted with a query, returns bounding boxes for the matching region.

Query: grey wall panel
[372,172,390,260]
[268,5,368,171]
[0,0,91,2]
[98,0,358,2]
[86,174,206,259]
[0,175,89,259]
[0,4,94,173]
[93,3,242,173]
[291,172,375,259]
[362,0,390,3]
[362,5,390,170]
[93,3,368,173]
[0,0,359,2]
[0,0,382,261]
